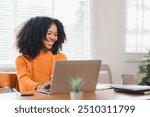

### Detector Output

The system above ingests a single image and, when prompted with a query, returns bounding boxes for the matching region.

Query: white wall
[90,0,141,83]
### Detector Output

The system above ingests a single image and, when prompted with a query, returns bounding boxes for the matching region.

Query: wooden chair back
[98,64,113,84]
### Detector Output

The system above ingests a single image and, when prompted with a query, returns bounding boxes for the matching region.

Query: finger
[47,80,52,85]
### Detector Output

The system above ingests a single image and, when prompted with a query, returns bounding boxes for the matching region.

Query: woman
[15,16,67,92]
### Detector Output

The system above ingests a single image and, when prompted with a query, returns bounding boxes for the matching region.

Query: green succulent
[69,77,84,93]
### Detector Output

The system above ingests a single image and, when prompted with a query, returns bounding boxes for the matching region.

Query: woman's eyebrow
[47,29,57,33]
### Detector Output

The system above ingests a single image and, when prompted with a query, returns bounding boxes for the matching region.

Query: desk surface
[0,89,150,100]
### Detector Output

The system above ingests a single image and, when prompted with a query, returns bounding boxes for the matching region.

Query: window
[126,0,150,53]
[0,0,89,69]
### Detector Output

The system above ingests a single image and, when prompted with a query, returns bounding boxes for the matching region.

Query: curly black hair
[16,16,66,59]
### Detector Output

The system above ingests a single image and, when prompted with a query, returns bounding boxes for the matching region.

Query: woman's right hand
[36,81,51,90]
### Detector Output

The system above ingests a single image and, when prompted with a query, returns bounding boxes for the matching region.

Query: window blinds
[0,0,89,67]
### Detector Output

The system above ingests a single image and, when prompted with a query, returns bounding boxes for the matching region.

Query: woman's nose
[50,34,57,40]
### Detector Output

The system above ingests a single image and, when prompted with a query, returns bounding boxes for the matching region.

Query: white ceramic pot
[70,91,83,100]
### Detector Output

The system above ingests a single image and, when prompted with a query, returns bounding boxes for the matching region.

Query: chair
[98,64,113,84]
[120,73,146,85]
[0,72,19,92]
[120,73,134,84]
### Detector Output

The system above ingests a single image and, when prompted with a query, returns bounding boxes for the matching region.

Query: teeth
[49,42,53,44]
[45,39,55,45]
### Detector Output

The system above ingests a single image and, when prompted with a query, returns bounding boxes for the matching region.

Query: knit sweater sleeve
[15,56,39,92]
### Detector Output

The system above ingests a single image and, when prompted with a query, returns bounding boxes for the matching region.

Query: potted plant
[139,51,150,85]
[69,77,84,100]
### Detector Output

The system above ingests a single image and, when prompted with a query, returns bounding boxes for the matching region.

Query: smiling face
[42,23,58,51]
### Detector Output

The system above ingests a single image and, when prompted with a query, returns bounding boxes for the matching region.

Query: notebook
[37,60,101,95]
[112,84,150,95]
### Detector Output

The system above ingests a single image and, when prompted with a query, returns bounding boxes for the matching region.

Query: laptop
[37,60,101,95]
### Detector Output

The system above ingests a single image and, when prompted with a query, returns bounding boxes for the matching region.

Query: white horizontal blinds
[0,0,89,66]
[16,0,53,26]
[0,0,53,65]
[126,0,150,53]
[53,0,89,60]
[0,0,16,64]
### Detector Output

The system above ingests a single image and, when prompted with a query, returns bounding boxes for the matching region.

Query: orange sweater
[15,51,67,92]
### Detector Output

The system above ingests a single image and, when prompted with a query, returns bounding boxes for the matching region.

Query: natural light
[0,0,89,68]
